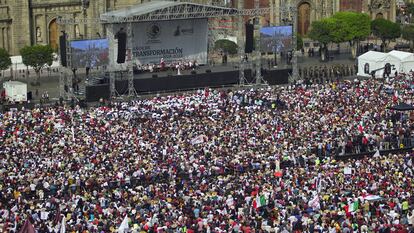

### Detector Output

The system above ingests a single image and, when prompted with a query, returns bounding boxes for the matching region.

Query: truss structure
[57,2,270,25]
[57,1,281,96]
[126,22,138,98]
[280,5,299,83]
[58,31,74,101]
[254,0,266,85]
[237,0,248,85]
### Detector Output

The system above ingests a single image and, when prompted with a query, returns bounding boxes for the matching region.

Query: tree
[296,34,303,51]
[401,25,414,50]
[308,18,336,61]
[371,18,401,51]
[20,45,53,85]
[406,3,414,17]
[0,48,11,74]
[332,12,371,58]
[214,39,238,55]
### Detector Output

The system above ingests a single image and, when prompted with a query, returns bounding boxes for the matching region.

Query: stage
[85,66,292,102]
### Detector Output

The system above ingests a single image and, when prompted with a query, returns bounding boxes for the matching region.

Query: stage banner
[114,19,208,65]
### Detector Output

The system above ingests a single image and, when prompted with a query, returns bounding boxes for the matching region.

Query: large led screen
[70,39,109,68]
[260,26,293,53]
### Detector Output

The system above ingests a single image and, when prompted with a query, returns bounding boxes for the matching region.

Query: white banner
[113,19,208,65]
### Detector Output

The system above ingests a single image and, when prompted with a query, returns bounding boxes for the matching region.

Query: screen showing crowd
[70,39,109,68]
[260,26,293,53]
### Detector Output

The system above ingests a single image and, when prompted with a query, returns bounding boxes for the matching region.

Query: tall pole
[291,6,299,80]
[238,0,246,85]
[254,0,262,84]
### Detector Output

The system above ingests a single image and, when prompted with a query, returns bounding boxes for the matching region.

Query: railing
[319,137,414,159]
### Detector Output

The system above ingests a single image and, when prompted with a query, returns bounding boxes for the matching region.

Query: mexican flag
[349,201,359,212]
[344,201,359,214]
[252,195,267,209]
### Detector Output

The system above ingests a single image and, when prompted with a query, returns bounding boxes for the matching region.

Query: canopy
[357,51,400,78]
[388,50,414,73]
[388,102,414,111]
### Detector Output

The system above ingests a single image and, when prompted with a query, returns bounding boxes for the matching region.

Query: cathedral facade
[0,0,396,55]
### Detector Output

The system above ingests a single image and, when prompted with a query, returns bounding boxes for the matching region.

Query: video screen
[70,39,109,68]
[260,26,293,53]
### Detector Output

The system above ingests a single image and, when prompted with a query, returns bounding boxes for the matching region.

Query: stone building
[257,0,396,36]
[0,0,397,55]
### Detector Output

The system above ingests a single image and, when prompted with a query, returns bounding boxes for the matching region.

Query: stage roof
[100,1,265,23]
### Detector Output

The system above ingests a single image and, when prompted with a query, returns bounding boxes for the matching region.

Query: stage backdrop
[113,19,208,65]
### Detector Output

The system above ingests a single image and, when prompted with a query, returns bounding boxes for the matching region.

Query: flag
[362,195,383,202]
[358,124,364,134]
[308,195,320,210]
[252,195,267,209]
[117,215,129,233]
[393,90,399,103]
[373,150,380,158]
[349,201,359,212]
[18,219,35,233]
[190,135,207,145]
[259,195,267,207]
[60,215,66,233]
[274,159,282,177]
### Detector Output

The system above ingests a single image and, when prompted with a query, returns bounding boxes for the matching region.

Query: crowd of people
[298,64,357,84]
[1,72,414,232]
[133,59,199,75]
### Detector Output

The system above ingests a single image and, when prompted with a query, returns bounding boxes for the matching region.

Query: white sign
[114,19,208,65]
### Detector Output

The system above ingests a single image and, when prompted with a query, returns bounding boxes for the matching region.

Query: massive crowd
[1,73,414,232]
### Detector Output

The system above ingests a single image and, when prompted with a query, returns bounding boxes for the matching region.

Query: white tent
[357,51,400,78]
[3,81,27,102]
[388,50,414,73]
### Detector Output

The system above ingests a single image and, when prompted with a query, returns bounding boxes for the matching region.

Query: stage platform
[85,66,292,102]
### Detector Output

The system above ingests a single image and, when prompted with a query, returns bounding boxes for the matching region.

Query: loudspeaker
[59,33,67,67]
[385,63,391,75]
[245,23,254,53]
[206,69,211,73]
[152,74,158,78]
[27,91,32,100]
[116,29,127,64]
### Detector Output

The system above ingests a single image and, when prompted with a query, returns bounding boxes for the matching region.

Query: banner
[113,19,208,65]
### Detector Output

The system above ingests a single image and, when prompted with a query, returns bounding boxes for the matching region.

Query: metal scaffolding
[237,0,247,85]
[57,2,270,25]
[57,29,74,101]
[126,22,138,97]
[279,3,299,83]
[254,0,265,85]
[57,1,295,96]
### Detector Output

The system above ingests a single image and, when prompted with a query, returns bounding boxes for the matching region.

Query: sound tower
[245,23,254,53]
[116,28,127,64]
[59,31,67,67]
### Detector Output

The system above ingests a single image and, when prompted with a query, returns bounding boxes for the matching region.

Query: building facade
[0,0,397,55]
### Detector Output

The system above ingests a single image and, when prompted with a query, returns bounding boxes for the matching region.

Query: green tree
[214,39,238,55]
[401,25,414,50]
[406,3,414,17]
[371,18,401,51]
[308,18,336,61]
[0,48,11,74]
[296,33,303,51]
[20,45,53,85]
[332,12,371,58]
